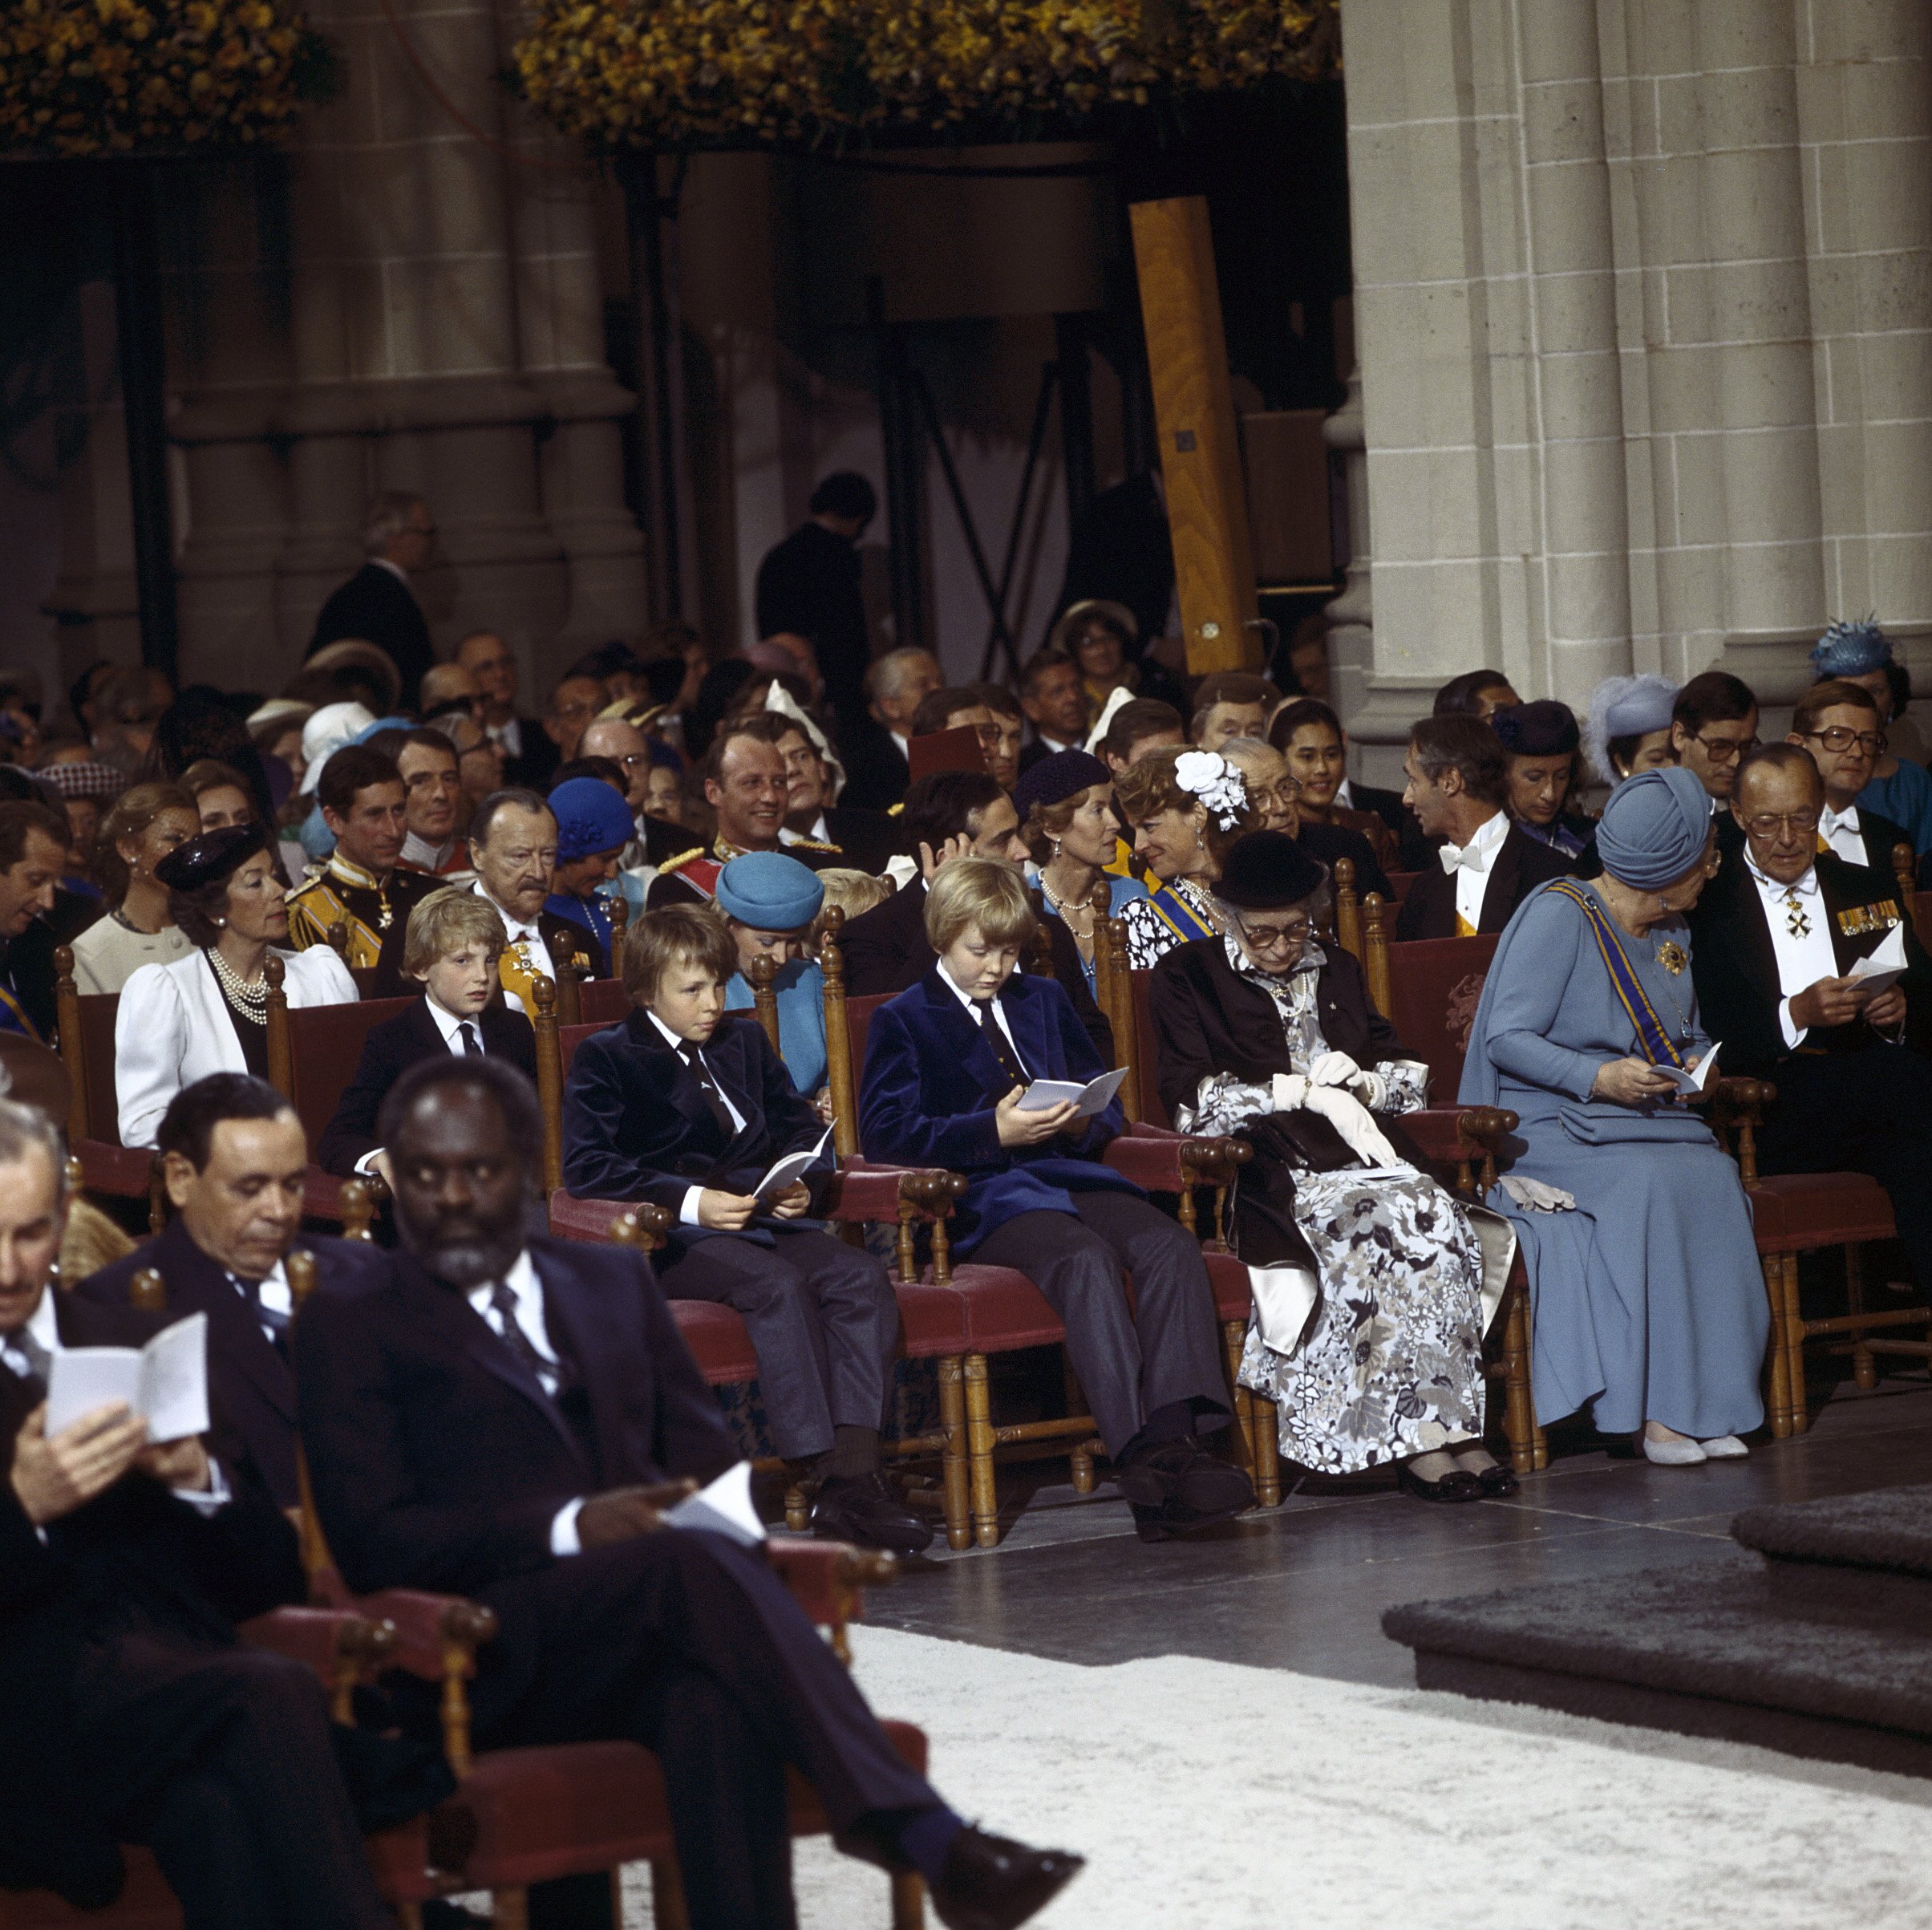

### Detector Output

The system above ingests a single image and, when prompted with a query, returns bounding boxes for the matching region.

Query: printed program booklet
[1015,1065,1128,1119]
[46,1312,209,1443]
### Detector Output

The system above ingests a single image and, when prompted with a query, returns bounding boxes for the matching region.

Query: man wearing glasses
[1688,744,1932,1298]
[1669,671,1760,825]
[1788,679,1914,880]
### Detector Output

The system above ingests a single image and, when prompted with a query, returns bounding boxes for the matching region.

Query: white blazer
[115,946,359,1148]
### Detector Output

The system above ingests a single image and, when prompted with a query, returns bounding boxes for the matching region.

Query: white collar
[1334,777,1354,809]
[1745,849,1819,898]
[937,959,1000,1012]
[402,830,458,870]
[25,1286,59,1355]
[424,995,480,1048]
[474,882,541,941]
[465,1248,540,1320]
[369,556,410,585]
[1820,802,1860,833]
[646,1009,700,1055]
[890,731,910,760]
[1440,808,1509,870]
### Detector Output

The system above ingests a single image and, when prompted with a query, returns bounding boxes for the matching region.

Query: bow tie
[1820,806,1853,837]
[1440,840,1490,875]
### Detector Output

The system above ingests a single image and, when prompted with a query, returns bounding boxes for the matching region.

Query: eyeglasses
[1800,726,1886,755]
[1691,732,1760,764]
[1740,811,1821,839]
[1245,784,1300,809]
[1237,917,1312,951]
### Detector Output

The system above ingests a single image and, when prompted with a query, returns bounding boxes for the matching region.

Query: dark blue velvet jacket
[857,966,1137,1252]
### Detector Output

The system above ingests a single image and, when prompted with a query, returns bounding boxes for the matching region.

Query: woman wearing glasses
[1788,679,1915,877]
[1148,831,1505,1501]
[1219,738,1393,900]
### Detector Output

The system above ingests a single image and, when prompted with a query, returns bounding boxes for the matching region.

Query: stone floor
[865,1368,1932,1689]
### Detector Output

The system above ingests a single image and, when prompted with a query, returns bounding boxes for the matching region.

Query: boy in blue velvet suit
[858,858,1250,1541]
[561,903,927,1555]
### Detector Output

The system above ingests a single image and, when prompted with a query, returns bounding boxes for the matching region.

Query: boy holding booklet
[560,904,927,1555]
[858,858,1252,1541]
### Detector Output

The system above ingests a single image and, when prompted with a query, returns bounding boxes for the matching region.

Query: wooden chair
[281,1249,931,1930]
[51,949,165,1233]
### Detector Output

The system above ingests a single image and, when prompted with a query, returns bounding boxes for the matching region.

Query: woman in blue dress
[1111,747,1262,967]
[1013,750,1147,992]
[1460,766,1769,1464]
[713,850,831,1108]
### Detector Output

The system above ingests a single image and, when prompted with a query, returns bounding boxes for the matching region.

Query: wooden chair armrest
[819,1164,965,1226]
[766,1539,898,1664]
[1707,1076,1776,1186]
[239,1605,397,1720]
[1103,1129,1250,1193]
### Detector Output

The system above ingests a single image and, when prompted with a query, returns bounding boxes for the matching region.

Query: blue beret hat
[1011,749,1112,822]
[1490,699,1579,758]
[715,850,824,932]
[1809,617,1891,680]
[1594,765,1714,889]
[548,776,635,862]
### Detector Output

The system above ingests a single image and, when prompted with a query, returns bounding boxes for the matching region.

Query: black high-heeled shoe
[1398,1462,1481,1503]
[1474,1461,1520,1498]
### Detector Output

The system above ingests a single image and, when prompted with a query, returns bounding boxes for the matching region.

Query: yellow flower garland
[1,0,326,156]
[511,0,1335,150]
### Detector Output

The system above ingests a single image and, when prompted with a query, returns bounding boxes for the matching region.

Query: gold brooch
[1655,940,1687,975]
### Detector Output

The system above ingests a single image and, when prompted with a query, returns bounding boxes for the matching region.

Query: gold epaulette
[788,837,839,852]
[659,847,706,874]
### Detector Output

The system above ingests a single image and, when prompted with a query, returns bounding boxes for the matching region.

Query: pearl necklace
[1039,869,1096,929]
[207,946,269,1024]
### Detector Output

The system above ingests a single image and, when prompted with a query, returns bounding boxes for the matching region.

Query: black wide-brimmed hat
[1215,829,1326,910]
[155,821,268,895]
[1490,699,1579,757]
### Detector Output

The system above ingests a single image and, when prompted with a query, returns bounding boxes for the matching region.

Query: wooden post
[1128,196,1261,677]
[1894,841,1916,912]
[531,975,564,1199]
[54,947,87,1140]
[264,954,294,1096]
[286,1249,335,1579]
[747,953,782,1053]
[819,908,859,1160]
[555,949,583,1028]
[1088,878,1116,1041]
[1106,914,1140,1121]
[1362,895,1394,1021]
[1333,858,1361,964]
[608,890,630,965]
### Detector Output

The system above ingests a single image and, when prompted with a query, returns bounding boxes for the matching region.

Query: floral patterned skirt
[1237,1169,1488,1474]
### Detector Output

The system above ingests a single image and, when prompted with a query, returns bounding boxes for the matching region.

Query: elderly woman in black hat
[1148,829,1505,1500]
[1493,699,1594,858]
[115,823,358,1146]
[1013,749,1148,991]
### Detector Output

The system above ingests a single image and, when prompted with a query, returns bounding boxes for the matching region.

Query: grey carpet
[1732,1482,1932,1575]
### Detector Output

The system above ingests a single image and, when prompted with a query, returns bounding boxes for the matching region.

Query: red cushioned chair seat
[1748,1173,1897,1251]
[945,1264,1069,1352]
[546,1191,638,1243]
[74,1138,154,1200]
[1205,1251,1251,1323]
[892,1283,971,1358]
[1,1851,181,1929]
[669,1302,761,1385]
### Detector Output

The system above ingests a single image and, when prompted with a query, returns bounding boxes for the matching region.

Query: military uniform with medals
[646,837,840,910]
[285,855,440,997]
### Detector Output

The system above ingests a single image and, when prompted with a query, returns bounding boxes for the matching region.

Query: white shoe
[1699,1434,1749,1459]
[1641,1433,1707,1466]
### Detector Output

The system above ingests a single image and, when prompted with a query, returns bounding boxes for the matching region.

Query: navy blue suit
[79,1217,387,1510]
[858,968,1226,1456]
[292,1237,938,1928]
[318,999,537,1177]
[561,1011,897,1461]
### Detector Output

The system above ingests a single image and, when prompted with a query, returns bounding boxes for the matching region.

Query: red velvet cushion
[892,1283,971,1358]
[1,1852,181,1928]
[545,1193,639,1244]
[284,995,417,1144]
[1748,1173,1898,1251]
[946,1264,1069,1351]
[74,1138,154,1199]
[669,1302,761,1385]
[1205,1252,1252,1324]
[1383,933,1500,1097]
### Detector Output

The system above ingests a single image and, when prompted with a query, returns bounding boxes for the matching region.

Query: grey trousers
[971,1191,1229,1457]
[660,1227,898,1460]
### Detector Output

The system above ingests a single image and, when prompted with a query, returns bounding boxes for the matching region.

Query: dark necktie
[234,1275,290,1353]
[3,1327,49,1404]
[679,1044,738,1139]
[488,1281,560,1397]
[458,1021,480,1056]
[975,1000,1031,1089]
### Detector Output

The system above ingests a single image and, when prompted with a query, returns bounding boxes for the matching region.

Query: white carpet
[705,1628,1932,1930]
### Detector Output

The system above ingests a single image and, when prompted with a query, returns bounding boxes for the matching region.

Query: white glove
[1500,1175,1576,1214]
[1302,1083,1403,1168]
[1270,1072,1310,1113]
[1308,1050,1361,1089]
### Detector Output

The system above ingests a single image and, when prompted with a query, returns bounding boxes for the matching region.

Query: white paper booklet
[1657,1043,1719,1098]
[1015,1065,1128,1119]
[666,1460,767,1547]
[1847,924,1908,995]
[46,1312,209,1443]
[753,1123,834,1204]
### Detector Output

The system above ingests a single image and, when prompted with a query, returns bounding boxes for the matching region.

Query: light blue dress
[1459,878,1768,1437]
[724,956,828,1097]
[1858,760,1932,856]
[1039,873,1148,991]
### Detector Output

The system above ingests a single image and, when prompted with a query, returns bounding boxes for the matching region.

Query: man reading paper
[559,904,927,1555]
[1689,744,1932,1292]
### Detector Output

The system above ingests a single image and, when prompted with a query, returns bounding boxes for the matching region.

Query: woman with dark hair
[67,782,200,995]
[146,687,281,832]
[1582,675,1679,788]
[1492,700,1594,858]
[1151,831,1504,1498]
[115,824,357,1146]
[1432,668,1521,718]
[1110,748,1260,967]
[1011,750,1146,989]
[1267,696,1419,865]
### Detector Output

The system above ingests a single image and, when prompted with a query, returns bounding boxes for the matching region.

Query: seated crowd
[1,509,1930,1925]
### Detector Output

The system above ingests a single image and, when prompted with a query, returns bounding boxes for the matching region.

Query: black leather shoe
[1398,1463,1481,1503]
[1129,1496,1246,1542]
[1476,1461,1520,1497]
[931,1824,1084,1930]
[812,1471,934,1555]
[1115,1437,1254,1515]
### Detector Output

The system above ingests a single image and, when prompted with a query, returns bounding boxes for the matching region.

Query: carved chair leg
[936,1357,972,1551]
[1762,1251,1792,1438]
[1782,1253,1810,1435]
[1249,1392,1282,1508]
[1500,1287,1536,1472]
[651,1859,693,1930]
[1219,1319,1254,1467]
[1847,1243,1877,1389]
[784,1470,811,1533]
[892,1869,928,1929]
[962,1354,1001,1548]
[492,1889,530,1930]
[1062,1360,1097,1494]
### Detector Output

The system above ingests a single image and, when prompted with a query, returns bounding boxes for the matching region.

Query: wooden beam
[1128,196,1261,676]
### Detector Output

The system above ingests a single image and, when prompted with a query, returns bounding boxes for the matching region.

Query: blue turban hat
[1810,616,1891,680]
[1594,765,1714,889]
[549,776,635,862]
[715,850,824,932]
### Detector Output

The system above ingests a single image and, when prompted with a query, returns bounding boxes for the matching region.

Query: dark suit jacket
[816,806,900,875]
[836,720,911,812]
[857,967,1136,1251]
[500,719,559,793]
[1,887,103,1043]
[306,562,433,711]
[77,1218,389,1508]
[0,1291,302,1904]
[1057,472,1174,654]
[755,521,870,732]
[838,876,1115,1065]
[292,1237,734,1608]
[1298,819,1391,902]
[1347,782,1434,873]
[1687,850,1932,1080]
[1395,820,1577,942]
[1148,936,1409,1125]
[318,999,537,1177]
[560,1012,832,1259]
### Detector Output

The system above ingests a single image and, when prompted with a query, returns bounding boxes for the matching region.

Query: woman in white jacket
[117,822,357,1147]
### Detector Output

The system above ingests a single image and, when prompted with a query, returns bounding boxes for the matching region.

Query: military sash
[1545,878,1684,1068]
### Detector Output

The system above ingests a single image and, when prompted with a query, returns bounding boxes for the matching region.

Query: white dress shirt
[473,883,553,1011]
[229,1258,292,1346]
[1439,808,1510,931]
[1818,804,1866,866]
[468,1251,584,1555]
[937,959,1028,1071]
[646,1011,747,1225]
[354,999,483,1174]
[401,830,466,875]
[780,814,832,847]
[488,716,525,760]
[1745,852,1839,1048]
[370,556,411,587]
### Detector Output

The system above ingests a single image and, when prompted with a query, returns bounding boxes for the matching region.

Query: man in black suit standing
[836,772,1114,1064]
[1394,714,1576,941]
[0,1097,396,1929]
[1689,745,1932,1291]
[79,1073,387,1510]
[306,491,437,711]
[295,1054,1081,1930]
[755,472,877,736]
